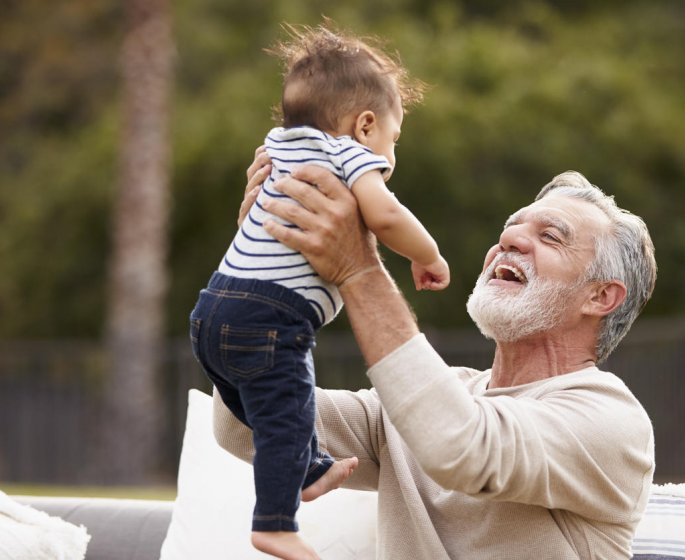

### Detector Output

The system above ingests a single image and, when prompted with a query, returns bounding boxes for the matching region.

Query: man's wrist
[338,265,384,289]
[338,264,419,367]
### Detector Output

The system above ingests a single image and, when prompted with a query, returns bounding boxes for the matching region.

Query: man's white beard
[466,254,581,343]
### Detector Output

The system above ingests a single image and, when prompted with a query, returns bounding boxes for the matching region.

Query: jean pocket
[220,325,276,378]
[189,317,202,362]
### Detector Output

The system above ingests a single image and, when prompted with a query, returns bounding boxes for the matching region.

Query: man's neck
[488,332,597,389]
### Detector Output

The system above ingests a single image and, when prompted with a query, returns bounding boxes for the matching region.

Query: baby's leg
[252,531,320,560]
[251,455,358,560]
[301,456,358,502]
[251,454,358,560]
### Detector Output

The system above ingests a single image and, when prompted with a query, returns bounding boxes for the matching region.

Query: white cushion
[159,389,377,560]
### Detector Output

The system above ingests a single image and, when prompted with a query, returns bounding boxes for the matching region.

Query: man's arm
[368,341,653,522]
[249,164,653,523]
[262,166,420,366]
[339,267,420,366]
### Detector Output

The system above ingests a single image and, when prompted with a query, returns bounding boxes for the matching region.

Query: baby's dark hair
[267,22,425,131]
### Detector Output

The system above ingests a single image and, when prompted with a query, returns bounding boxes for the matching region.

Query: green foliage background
[1,0,684,338]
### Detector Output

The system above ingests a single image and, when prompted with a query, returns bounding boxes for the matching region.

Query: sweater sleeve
[367,334,654,522]
[312,388,383,490]
[212,386,383,491]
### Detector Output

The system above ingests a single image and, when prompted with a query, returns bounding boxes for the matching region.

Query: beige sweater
[213,334,654,559]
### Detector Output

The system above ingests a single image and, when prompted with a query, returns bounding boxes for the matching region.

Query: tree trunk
[101,0,173,484]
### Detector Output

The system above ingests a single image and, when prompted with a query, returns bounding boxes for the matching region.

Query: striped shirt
[218,126,390,326]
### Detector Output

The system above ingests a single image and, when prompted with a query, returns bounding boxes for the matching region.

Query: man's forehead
[506,195,610,233]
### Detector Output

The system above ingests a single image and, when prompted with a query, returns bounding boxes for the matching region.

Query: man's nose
[498,224,533,254]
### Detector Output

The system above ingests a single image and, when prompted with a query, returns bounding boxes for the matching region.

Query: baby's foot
[251,531,319,560]
[301,457,358,502]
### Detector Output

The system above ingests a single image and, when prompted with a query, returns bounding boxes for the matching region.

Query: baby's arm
[352,170,450,290]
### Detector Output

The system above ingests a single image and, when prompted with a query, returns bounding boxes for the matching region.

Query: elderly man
[213,163,656,559]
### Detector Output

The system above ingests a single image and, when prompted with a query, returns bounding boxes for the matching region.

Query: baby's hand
[411,256,450,291]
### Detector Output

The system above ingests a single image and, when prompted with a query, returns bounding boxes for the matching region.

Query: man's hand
[238,146,272,227]
[261,165,382,286]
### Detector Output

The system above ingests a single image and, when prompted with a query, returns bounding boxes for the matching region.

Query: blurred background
[1,0,684,494]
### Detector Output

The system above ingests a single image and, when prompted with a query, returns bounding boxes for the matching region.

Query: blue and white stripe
[218,126,390,325]
[632,495,685,558]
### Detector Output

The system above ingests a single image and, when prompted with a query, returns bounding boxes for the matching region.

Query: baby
[190,22,449,560]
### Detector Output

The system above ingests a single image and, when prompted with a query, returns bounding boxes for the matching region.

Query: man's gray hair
[536,171,657,363]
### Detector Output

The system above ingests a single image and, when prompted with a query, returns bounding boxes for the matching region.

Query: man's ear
[582,280,627,317]
[354,111,377,145]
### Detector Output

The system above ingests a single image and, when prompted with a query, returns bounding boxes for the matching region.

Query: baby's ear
[354,111,377,144]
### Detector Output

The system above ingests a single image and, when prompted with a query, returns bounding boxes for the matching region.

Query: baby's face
[366,99,403,181]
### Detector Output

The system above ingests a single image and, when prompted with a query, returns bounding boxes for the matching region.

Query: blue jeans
[189,272,334,532]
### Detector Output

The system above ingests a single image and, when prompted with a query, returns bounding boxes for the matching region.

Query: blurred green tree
[0,0,683,342]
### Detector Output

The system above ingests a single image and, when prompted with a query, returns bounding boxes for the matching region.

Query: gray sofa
[15,495,172,560]
[12,493,683,560]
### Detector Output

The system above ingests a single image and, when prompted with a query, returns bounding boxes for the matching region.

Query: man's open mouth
[493,264,527,284]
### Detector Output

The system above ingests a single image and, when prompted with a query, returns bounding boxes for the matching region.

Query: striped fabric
[219,126,390,326]
[633,485,685,559]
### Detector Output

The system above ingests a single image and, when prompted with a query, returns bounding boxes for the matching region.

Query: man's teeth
[494,264,526,282]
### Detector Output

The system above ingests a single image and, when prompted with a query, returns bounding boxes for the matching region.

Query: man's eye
[542,231,559,242]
